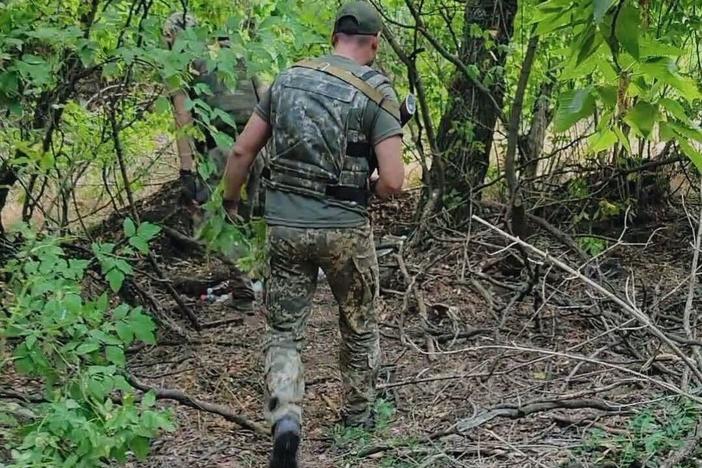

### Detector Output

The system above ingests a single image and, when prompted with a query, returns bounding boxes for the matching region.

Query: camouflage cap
[333,1,382,36]
[162,12,197,37]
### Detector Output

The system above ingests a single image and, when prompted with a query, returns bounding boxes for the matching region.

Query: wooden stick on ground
[472,215,702,384]
[126,374,268,436]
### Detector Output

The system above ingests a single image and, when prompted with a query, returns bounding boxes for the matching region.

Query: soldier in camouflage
[221,2,404,467]
[162,12,264,221]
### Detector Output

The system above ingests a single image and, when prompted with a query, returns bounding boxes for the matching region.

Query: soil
[7,180,702,467]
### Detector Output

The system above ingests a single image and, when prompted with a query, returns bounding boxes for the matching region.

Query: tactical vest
[190,59,259,149]
[266,59,398,213]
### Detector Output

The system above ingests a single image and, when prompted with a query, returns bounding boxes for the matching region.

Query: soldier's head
[162,12,197,46]
[332,2,383,66]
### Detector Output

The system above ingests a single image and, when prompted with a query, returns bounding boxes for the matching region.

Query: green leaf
[105,346,125,366]
[668,121,702,142]
[594,0,617,23]
[659,98,689,123]
[213,131,234,150]
[136,222,161,242]
[129,237,150,254]
[659,121,677,141]
[114,259,133,275]
[613,126,632,153]
[129,436,150,460]
[115,321,135,345]
[588,129,618,153]
[106,269,125,292]
[615,1,640,59]
[130,310,156,345]
[535,11,572,36]
[554,89,596,132]
[193,82,213,96]
[596,86,618,108]
[76,342,100,355]
[624,101,657,138]
[123,218,136,237]
[639,37,684,58]
[113,303,130,320]
[154,96,171,114]
[576,26,603,66]
[679,140,702,173]
[142,391,156,408]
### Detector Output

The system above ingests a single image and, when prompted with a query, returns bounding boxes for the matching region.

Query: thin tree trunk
[505,34,539,239]
[433,0,518,215]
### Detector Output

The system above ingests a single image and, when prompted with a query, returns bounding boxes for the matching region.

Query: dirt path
[119,186,699,468]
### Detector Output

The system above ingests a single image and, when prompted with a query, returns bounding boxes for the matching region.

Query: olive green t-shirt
[254,54,403,228]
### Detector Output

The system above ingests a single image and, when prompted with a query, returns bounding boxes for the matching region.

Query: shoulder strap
[292,58,400,122]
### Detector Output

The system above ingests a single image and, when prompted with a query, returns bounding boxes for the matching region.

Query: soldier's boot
[270,415,300,468]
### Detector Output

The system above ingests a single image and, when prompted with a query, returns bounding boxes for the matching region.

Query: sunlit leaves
[588,128,618,153]
[533,0,700,169]
[623,101,657,138]
[1,231,168,466]
[594,0,617,23]
[614,1,640,59]
[554,89,596,132]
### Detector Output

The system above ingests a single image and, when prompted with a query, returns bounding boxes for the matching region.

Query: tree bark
[505,34,539,239]
[433,0,517,210]
[520,80,554,185]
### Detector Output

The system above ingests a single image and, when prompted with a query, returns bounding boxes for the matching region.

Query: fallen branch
[472,215,702,384]
[126,374,267,435]
[457,398,624,433]
[479,200,588,260]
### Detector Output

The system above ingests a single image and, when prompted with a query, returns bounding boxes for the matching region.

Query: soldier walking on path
[221,2,404,467]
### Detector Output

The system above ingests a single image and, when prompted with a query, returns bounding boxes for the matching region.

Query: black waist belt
[263,168,368,206]
[325,185,368,206]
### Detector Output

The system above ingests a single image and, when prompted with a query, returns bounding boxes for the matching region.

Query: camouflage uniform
[255,54,402,428]
[264,223,380,425]
[163,12,263,209]
[189,57,260,205]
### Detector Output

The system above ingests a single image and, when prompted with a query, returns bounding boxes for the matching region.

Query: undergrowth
[573,398,701,467]
[0,221,173,466]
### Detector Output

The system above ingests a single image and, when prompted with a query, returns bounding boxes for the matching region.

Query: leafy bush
[0,222,173,466]
[576,398,700,467]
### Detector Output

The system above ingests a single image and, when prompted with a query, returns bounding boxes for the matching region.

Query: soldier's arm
[373,136,404,198]
[368,81,404,198]
[223,113,272,205]
[171,89,196,171]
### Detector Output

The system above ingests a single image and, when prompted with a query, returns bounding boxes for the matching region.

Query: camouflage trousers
[264,223,380,426]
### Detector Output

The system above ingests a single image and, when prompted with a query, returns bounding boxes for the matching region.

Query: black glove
[179,169,197,203]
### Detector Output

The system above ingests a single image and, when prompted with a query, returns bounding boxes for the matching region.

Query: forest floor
[94,183,702,468]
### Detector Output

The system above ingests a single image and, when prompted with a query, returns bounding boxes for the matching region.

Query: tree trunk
[433,0,517,209]
[520,80,554,186]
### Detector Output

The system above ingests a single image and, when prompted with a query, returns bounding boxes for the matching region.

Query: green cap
[333,1,383,36]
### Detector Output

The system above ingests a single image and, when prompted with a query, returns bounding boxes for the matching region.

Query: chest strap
[292,59,401,123]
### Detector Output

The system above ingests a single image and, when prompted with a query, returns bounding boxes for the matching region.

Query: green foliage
[534,0,702,171]
[578,236,607,256]
[576,399,700,466]
[0,223,171,466]
[331,399,397,451]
